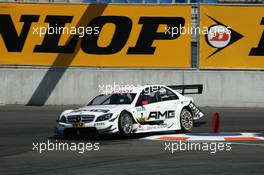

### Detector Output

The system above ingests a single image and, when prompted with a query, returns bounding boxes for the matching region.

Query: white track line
[141,133,264,141]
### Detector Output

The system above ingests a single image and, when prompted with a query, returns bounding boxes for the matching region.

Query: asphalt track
[1,105,264,175]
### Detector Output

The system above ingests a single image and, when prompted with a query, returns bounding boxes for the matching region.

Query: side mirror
[141,100,149,106]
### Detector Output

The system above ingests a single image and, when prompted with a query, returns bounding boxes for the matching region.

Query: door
[134,87,160,125]
[155,87,180,128]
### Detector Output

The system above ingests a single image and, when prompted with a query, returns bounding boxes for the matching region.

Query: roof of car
[110,84,167,94]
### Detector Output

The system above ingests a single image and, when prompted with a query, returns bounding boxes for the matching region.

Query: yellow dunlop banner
[200,5,264,69]
[0,3,191,67]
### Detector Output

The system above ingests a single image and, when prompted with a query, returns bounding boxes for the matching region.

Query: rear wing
[167,84,203,95]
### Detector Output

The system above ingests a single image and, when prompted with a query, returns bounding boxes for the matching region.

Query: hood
[64,104,131,117]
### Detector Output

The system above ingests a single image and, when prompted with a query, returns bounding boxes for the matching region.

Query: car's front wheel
[180,109,193,132]
[118,111,133,136]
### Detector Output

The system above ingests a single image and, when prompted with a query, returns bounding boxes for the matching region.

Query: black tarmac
[0,105,264,175]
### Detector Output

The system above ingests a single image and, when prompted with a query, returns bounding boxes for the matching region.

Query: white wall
[0,68,263,107]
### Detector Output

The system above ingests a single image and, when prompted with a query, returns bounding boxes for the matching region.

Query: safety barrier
[0,3,263,106]
[0,3,263,69]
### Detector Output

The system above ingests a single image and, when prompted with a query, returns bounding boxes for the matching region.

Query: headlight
[59,115,67,123]
[95,113,113,122]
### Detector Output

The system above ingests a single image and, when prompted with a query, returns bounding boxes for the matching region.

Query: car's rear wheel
[180,109,193,132]
[118,111,133,136]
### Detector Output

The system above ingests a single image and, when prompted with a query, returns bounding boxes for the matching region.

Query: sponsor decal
[249,17,264,57]
[200,5,264,69]
[136,107,146,112]
[137,123,168,131]
[0,3,191,67]
[189,102,204,119]
[148,110,175,120]
[136,113,148,124]
[207,25,231,48]
[204,15,243,58]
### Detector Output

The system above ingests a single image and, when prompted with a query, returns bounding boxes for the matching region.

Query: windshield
[88,93,137,105]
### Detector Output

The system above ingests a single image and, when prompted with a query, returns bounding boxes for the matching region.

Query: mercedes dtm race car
[55,84,204,137]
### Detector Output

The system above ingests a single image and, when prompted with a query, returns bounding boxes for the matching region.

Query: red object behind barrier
[212,112,220,133]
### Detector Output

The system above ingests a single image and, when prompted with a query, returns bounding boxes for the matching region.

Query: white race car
[55,84,204,137]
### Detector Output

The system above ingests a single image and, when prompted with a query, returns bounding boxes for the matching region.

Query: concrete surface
[0,68,264,107]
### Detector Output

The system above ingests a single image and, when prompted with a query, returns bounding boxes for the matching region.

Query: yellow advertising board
[0,3,191,67]
[200,5,264,69]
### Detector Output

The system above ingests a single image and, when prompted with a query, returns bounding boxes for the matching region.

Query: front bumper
[54,121,119,136]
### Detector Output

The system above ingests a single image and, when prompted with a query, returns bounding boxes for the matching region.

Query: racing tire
[118,111,133,137]
[179,108,194,133]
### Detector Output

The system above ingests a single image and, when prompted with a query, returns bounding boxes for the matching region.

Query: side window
[158,87,178,101]
[136,88,159,106]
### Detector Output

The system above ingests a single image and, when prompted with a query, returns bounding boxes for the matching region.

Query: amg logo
[148,110,175,120]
